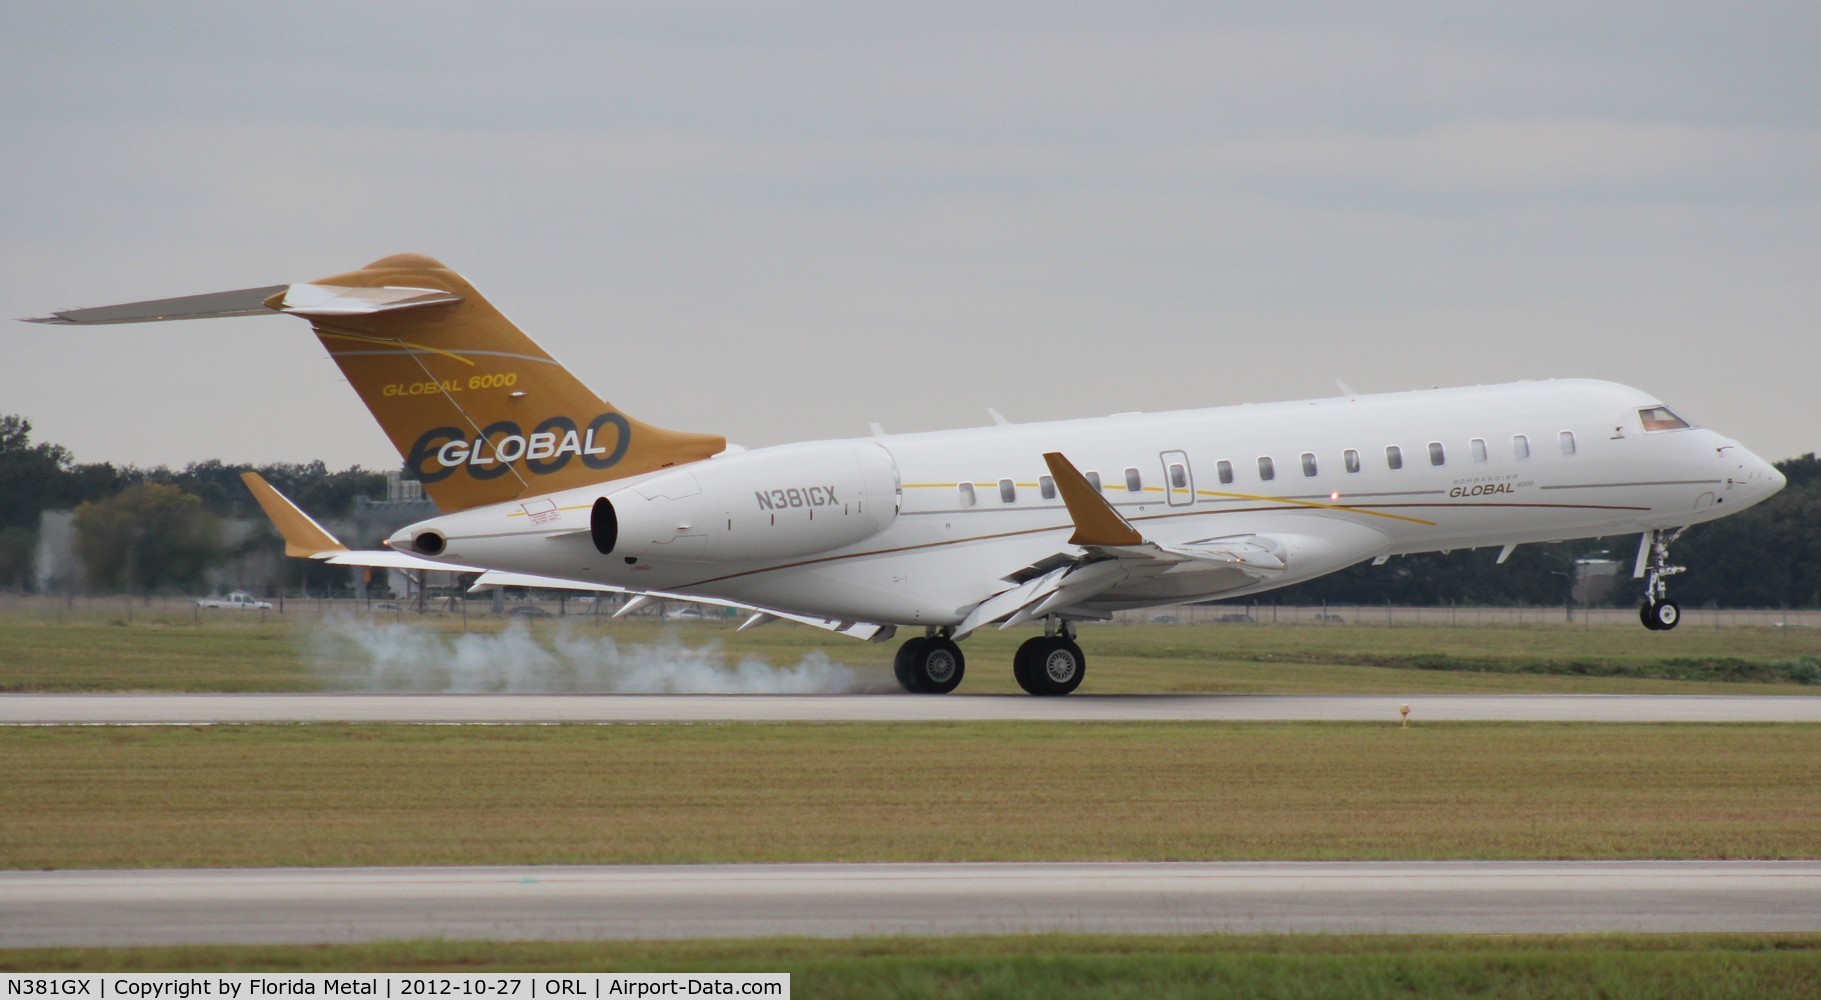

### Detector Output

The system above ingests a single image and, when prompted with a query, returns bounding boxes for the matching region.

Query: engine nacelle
[592,440,899,562]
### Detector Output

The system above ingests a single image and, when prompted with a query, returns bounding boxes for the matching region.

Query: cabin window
[1300,452,1318,477]
[1559,431,1577,456]
[1168,464,1188,489]
[1344,449,1361,474]
[1124,467,1143,493]
[1513,434,1530,459]
[1086,471,1102,492]
[998,478,1016,503]
[1257,456,1276,481]
[1428,441,1446,467]
[1039,475,1056,500]
[1386,445,1403,470]
[958,483,976,507]
[1639,406,1690,432]
[1471,438,1488,463]
[1217,460,1233,485]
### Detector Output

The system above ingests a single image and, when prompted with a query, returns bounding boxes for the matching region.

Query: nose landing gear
[1638,528,1686,631]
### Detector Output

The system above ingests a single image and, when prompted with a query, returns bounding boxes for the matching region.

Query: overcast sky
[2,2,1816,471]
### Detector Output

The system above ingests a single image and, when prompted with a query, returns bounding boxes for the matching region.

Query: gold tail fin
[277,254,725,512]
[29,254,725,512]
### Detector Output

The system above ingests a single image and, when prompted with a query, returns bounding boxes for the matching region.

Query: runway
[3,692,1821,724]
[6,861,1820,946]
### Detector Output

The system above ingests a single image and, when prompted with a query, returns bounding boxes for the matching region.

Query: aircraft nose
[1765,458,1787,494]
[1730,447,1784,504]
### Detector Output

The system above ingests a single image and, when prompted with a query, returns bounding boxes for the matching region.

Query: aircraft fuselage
[396,378,1785,627]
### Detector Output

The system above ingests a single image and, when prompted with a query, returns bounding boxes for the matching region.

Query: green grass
[6,934,1821,997]
[6,722,1821,869]
[2,604,1820,694]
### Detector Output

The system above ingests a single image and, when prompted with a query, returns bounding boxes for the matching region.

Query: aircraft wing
[242,472,476,572]
[951,453,1292,638]
[464,570,889,640]
[242,472,891,641]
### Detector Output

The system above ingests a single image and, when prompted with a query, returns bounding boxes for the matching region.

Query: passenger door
[1160,450,1194,507]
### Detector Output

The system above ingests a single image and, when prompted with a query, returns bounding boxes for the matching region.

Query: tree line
[2,413,1816,607]
[0,415,386,594]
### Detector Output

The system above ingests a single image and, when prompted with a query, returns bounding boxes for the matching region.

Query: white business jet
[31,255,1786,694]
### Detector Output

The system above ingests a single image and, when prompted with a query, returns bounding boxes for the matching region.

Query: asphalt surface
[6,861,1820,946]
[3,692,1821,724]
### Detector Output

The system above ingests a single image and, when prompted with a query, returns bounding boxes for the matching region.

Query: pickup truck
[195,592,273,610]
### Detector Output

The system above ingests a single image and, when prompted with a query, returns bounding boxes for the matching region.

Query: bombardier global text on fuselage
[30,254,1786,695]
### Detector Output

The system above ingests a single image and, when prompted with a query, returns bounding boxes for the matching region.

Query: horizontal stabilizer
[25,285,288,325]
[25,283,465,326]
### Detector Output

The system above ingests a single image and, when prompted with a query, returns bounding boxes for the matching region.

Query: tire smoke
[307,615,880,693]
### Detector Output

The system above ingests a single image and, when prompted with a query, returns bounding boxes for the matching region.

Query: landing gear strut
[1013,618,1087,696]
[1638,528,1685,631]
[894,631,966,694]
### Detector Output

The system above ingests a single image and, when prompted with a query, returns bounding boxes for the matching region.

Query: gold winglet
[240,472,349,558]
[1043,452,1144,547]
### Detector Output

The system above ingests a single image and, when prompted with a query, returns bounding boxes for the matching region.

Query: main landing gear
[893,619,1087,696]
[1014,620,1086,696]
[894,633,966,694]
[1639,527,1686,632]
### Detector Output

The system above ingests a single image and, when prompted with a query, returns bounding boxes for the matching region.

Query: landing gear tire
[1013,637,1046,695]
[1641,599,1680,632]
[893,638,926,691]
[896,636,965,694]
[1024,636,1086,696]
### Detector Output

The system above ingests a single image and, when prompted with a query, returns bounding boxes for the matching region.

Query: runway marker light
[1400,704,1410,728]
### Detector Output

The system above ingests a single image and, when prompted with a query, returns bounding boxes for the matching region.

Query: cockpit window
[1638,406,1690,432]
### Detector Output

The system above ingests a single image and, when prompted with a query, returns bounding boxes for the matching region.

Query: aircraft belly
[1087,565,1258,604]
[707,522,1079,626]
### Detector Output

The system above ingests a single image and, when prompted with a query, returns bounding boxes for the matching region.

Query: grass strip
[1331,652,1821,684]
[5,934,1821,997]
[5,612,1821,695]
[5,722,1821,868]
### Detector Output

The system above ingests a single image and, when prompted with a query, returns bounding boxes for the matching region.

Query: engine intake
[411,530,446,556]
